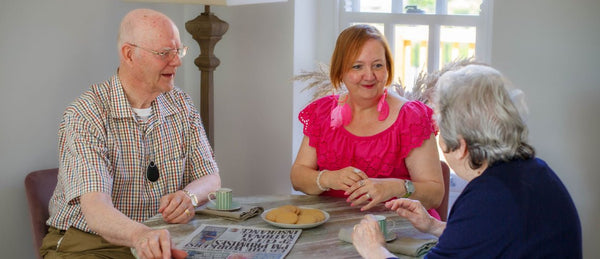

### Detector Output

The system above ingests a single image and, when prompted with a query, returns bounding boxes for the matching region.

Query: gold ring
[353,225,358,232]
[184,209,191,216]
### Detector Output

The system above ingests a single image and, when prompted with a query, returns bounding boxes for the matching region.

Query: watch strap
[182,189,199,207]
[402,179,414,198]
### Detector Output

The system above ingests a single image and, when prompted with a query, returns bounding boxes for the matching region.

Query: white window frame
[337,0,494,74]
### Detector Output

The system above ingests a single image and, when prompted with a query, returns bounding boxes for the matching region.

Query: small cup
[208,188,233,210]
[373,215,395,238]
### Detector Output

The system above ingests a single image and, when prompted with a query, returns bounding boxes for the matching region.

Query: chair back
[24,168,58,259]
[435,161,451,221]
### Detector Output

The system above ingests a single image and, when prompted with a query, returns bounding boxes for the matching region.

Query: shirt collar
[109,74,178,120]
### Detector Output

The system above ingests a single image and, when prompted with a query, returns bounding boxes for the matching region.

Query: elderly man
[40,9,220,259]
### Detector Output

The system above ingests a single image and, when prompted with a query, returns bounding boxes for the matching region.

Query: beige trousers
[40,227,135,259]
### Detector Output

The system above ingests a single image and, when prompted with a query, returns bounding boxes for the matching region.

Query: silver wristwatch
[402,180,414,198]
[182,189,199,207]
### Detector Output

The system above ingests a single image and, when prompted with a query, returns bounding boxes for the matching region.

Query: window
[339,0,492,88]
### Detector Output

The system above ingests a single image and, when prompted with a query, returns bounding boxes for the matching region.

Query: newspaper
[179,224,302,259]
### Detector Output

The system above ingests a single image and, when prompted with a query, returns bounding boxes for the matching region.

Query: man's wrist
[182,189,199,207]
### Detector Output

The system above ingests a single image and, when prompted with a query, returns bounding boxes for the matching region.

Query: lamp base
[185,5,229,146]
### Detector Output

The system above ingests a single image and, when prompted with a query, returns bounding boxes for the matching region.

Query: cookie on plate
[299,208,325,222]
[296,213,318,224]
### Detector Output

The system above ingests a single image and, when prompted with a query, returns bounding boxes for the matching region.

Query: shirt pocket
[159,151,187,192]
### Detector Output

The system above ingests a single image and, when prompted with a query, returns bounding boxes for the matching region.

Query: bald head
[117,9,179,50]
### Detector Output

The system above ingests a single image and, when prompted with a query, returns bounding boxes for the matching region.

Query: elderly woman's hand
[352,214,396,259]
[385,198,441,235]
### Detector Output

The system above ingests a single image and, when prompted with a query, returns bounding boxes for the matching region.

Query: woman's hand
[345,178,397,211]
[352,215,396,259]
[158,191,195,224]
[321,167,368,192]
[385,198,439,235]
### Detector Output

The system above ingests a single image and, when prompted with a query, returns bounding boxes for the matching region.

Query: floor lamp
[125,0,287,147]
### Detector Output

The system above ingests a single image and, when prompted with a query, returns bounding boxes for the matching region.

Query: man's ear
[121,43,134,63]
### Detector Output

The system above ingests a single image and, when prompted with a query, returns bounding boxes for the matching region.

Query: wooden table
[144,194,423,259]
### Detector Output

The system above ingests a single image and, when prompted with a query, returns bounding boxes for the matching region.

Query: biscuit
[266,205,325,225]
[296,214,318,224]
[274,210,299,224]
[279,205,300,214]
[299,208,325,222]
[265,208,285,221]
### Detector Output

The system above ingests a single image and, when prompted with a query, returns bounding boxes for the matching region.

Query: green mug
[208,188,233,210]
[373,215,395,238]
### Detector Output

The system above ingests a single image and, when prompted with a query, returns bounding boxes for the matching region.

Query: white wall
[208,2,295,196]
[491,1,600,257]
[1,0,598,258]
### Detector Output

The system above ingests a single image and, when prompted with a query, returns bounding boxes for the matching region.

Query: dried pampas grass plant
[292,62,336,102]
[399,57,485,106]
[293,57,483,107]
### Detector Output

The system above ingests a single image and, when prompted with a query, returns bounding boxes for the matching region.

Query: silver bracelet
[316,170,330,191]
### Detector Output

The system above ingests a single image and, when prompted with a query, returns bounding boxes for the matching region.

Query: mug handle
[207,192,217,205]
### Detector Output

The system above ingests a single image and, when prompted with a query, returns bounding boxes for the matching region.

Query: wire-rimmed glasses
[129,43,188,60]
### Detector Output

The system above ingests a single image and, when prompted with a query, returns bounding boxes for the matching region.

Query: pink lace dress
[299,95,440,219]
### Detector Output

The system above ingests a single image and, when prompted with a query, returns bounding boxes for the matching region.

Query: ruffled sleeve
[398,101,438,159]
[298,96,337,148]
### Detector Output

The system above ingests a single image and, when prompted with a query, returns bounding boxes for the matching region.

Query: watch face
[404,180,414,198]
[190,194,199,206]
[184,190,199,206]
[406,180,414,192]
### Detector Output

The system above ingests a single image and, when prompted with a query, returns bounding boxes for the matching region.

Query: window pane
[439,26,476,68]
[448,0,482,15]
[404,0,435,14]
[394,25,429,87]
[360,0,392,13]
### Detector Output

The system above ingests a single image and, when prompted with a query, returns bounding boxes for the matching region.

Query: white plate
[206,201,242,211]
[261,207,330,229]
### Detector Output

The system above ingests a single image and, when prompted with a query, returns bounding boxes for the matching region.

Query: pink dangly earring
[377,88,389,121]
[331,94,351,128]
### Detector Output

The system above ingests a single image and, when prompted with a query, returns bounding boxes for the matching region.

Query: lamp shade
[125,0,286,5]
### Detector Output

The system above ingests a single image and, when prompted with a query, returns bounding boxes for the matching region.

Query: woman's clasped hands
[322,167,368,191]
[320,167,395,211]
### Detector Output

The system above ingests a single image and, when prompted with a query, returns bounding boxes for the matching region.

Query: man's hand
[158,191,195,224]
[134,229,188,259]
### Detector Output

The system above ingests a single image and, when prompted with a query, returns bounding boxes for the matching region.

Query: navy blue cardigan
[425,158,582,259]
